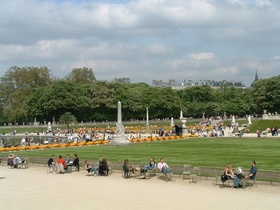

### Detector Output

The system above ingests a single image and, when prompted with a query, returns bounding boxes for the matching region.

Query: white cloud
[147,44,175,55]
[271,56,280,60]
[187,53,216,60]
[0,0,279,85]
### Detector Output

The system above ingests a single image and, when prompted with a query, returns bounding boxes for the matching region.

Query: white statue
[248,115,252,125]
[232,115,236,123]
[180,110,183,120]
[47,121,52,131]
[171,117,174,127]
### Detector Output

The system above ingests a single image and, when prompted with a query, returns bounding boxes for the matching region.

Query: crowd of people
[122,157,173,179]
[46,154,173,179]
[47,153,80,174]
[7,153,27,168]
[84,157,110,176]
[221,161,258,188]
[46,154,112,176]
[6,152,257,189]
[45,154,257,188]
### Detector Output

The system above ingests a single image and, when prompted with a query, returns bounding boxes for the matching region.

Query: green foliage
[182,85,215,103]
[0,66,279,124]
[243,120,280,133]
[27,80,93,122]
[252,75,280,113]
[59,112,77,129]
[65,67,96,84]
[0,66,53,123]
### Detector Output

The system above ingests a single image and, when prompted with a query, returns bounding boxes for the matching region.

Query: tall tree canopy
[252,75,280,113]
[0,66,278,125]
[27,80,93,122]
[0,66,53,123]
[65,67,96,84]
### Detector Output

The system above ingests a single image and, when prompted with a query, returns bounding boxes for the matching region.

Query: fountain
[110,101,130,145]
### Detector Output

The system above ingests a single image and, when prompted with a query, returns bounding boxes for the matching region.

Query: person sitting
[224,163,234,180]
[65,154,73,173]
[72,154,80,172]
[84,160,92,175]
[245,160,257,179]
[92,159,100,177]
[221,163,234,184]
[65,154,72,165]
[143,157,155,172]
[233,162,256,188]
[48,155,56,173]
[13,155,23,168]
[56,155,66,174]
[7,154,14,168]
[157,158,172,175]
[129,162,137,173]
[98,157,109,176]
[244,161,257,186]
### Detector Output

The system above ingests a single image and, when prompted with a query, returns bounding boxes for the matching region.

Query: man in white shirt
[157,158,172,174]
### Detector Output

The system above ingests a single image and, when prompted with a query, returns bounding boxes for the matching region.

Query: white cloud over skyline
[0,0,279,86]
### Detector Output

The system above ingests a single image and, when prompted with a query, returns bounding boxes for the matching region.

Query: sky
[1,0,280,87]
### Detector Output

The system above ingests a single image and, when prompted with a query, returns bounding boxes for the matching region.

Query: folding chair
[212,169,222,186]
[182,164,191,180]
[47,164,57,173]
[145,163,157,179]
[246,177,257,188]
[241,169,257,188]
[108,167,112,176]
[190,166,201,183]
[165,169,173,181]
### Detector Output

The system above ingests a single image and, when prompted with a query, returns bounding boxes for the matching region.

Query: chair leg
[247,179,257,188]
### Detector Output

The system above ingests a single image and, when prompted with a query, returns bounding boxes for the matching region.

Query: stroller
[235,166,245,187]
[14,156,28,169]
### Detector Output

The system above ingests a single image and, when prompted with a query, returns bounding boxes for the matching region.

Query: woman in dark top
[84,160,92,174]
[98,157,109,175]
[73,154,80,171]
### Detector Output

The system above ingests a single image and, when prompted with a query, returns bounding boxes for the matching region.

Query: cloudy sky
[1,0,280,86]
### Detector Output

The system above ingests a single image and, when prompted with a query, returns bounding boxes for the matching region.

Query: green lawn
[2,137,279,172]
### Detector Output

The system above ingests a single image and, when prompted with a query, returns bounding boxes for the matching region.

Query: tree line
[0,66,279,125]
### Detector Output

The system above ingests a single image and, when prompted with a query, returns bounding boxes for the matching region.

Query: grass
[2,137,280,172]
[245,119,280,133]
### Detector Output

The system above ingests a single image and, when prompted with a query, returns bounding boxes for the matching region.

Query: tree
[0,66,53,124]
[65,67,96,84]
[252,75,280,113]
[59,112,77,129]
[216,85,256,117]
[204,102,221,117]
[182,85,215,103]
[27,80,93,122]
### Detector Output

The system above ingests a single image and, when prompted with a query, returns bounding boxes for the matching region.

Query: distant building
[152,79,246,89]
[250,70,259,87]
